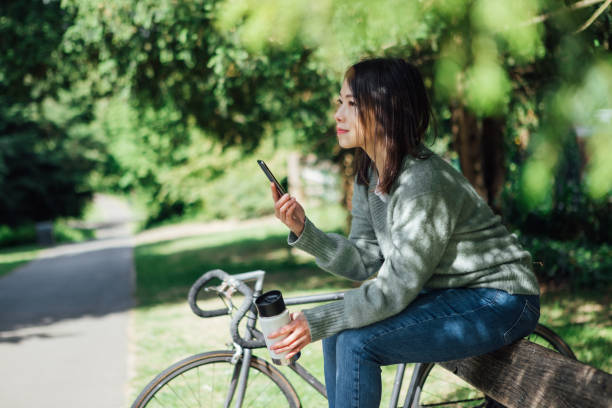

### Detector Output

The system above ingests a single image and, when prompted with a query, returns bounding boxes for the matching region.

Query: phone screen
[257,160,286,196]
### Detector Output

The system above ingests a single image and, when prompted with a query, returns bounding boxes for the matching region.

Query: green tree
[215,0,610,190]
[214,0,611,234]
[209,0,612,285]
[0,0,97,225]
[59,0,336,223]
[6,0,609,248]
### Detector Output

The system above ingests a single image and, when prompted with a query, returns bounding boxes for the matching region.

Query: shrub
[519,234,612,288]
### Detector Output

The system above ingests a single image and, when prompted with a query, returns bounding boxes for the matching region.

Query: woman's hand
[268,311,311,359]
[271,183,305,237]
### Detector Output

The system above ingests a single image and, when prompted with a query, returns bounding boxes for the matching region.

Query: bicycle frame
[223,270,410,408]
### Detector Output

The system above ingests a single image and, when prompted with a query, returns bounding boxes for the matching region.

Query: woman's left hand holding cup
[268,311,311,359]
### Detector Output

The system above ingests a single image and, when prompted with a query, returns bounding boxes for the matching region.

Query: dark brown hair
[346,58,433,193]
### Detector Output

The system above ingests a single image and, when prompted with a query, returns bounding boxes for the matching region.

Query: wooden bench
[439,339,612,408]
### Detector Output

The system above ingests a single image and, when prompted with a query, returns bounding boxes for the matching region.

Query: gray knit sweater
[288,149,540,343]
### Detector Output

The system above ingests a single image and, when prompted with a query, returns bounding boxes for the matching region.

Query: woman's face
[334,80,363,149]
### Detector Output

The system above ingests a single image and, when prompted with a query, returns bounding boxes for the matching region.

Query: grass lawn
[128,206,612,406]
[0,245,40,278]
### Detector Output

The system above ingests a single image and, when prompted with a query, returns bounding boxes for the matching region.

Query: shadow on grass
[538,288,612,371]
[0,244,41,278]
[135,231,352,308]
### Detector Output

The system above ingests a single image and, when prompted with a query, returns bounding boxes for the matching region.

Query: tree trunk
[451,104,506,213]
[481,117,506,211]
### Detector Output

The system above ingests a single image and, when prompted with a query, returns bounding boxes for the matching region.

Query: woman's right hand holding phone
[271,183,305,237]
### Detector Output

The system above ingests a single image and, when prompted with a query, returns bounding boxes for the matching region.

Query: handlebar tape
[188,269,250,318]
[188,269,266,348]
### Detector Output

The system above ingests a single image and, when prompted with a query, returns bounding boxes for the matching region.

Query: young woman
[268,57,540,408]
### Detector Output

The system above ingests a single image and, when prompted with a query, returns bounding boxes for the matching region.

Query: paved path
[0,195,134,407]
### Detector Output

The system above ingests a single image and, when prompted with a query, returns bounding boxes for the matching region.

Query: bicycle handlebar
[188,269,252,317]
[188,269,265,349]
[188,269,345,349]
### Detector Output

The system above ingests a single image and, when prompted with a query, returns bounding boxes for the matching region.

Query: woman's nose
[334,107,343,123]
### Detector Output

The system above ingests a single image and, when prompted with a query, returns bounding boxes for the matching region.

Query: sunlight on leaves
[471,0,542,61]
[433,0,470,19]
[465,59,511,115]
[557,60,612,199]
[215,0,422,71]
[520,141,558,210]
[585,129,612,199]
[216,0,332,52]
[434,40,467,101]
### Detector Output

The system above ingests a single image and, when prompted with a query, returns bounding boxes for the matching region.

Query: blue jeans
[321,288,539,408]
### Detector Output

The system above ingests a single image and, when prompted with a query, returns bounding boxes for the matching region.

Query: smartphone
[257,160,286,196]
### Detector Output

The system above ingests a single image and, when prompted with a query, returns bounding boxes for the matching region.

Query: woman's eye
[336,98,342,105]
[348,101,356,107]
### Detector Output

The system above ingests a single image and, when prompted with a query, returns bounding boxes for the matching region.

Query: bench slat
[438,339,612,408]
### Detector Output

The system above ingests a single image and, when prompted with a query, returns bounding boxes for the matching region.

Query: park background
[1,0,611,405]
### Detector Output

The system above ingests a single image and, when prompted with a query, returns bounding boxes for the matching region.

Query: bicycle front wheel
[131,350,301,408]
[408,323,575,407]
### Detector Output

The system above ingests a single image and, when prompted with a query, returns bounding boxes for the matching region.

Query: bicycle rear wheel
[407,323,575,407]
[131,350,301,408]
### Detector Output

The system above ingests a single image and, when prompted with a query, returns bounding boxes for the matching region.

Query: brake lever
[203,282,237,314]
[204,281,237,298]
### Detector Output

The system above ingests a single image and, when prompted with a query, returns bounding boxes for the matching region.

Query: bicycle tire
[131,350,301,408]
[407,323,575,407]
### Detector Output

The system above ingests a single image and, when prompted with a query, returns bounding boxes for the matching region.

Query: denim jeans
[321,288,540,408]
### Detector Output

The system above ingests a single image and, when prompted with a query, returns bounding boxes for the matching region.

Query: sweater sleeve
[302,190,462,342]
[287,183,383,282]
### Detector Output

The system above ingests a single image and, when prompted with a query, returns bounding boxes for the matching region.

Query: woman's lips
[336,128,348,134]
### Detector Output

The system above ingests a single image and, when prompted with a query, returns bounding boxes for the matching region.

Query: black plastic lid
[254,290,286,317]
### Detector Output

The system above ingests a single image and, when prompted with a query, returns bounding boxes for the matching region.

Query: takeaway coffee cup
[254,290,300,365]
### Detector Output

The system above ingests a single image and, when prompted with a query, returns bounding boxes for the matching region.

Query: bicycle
[131,269,576,408]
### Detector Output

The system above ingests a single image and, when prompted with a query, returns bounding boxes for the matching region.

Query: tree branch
[574,0,611,32]
[518,0,608,27]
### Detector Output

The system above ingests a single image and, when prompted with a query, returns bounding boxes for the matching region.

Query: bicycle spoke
[197,365,202,408]
[153,396,171,408]
[418,365,485,408]
[178,370,201,406]
[207,363,216,406]
[420,396,486,407]
[133,352,297,408]
[209,363,216,406]
[426,371,475,388]
[166,382,192,408]
[244,371,272,407]
[420,387,485,407]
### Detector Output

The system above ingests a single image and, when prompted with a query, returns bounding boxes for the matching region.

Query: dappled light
[2,1,611,406]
